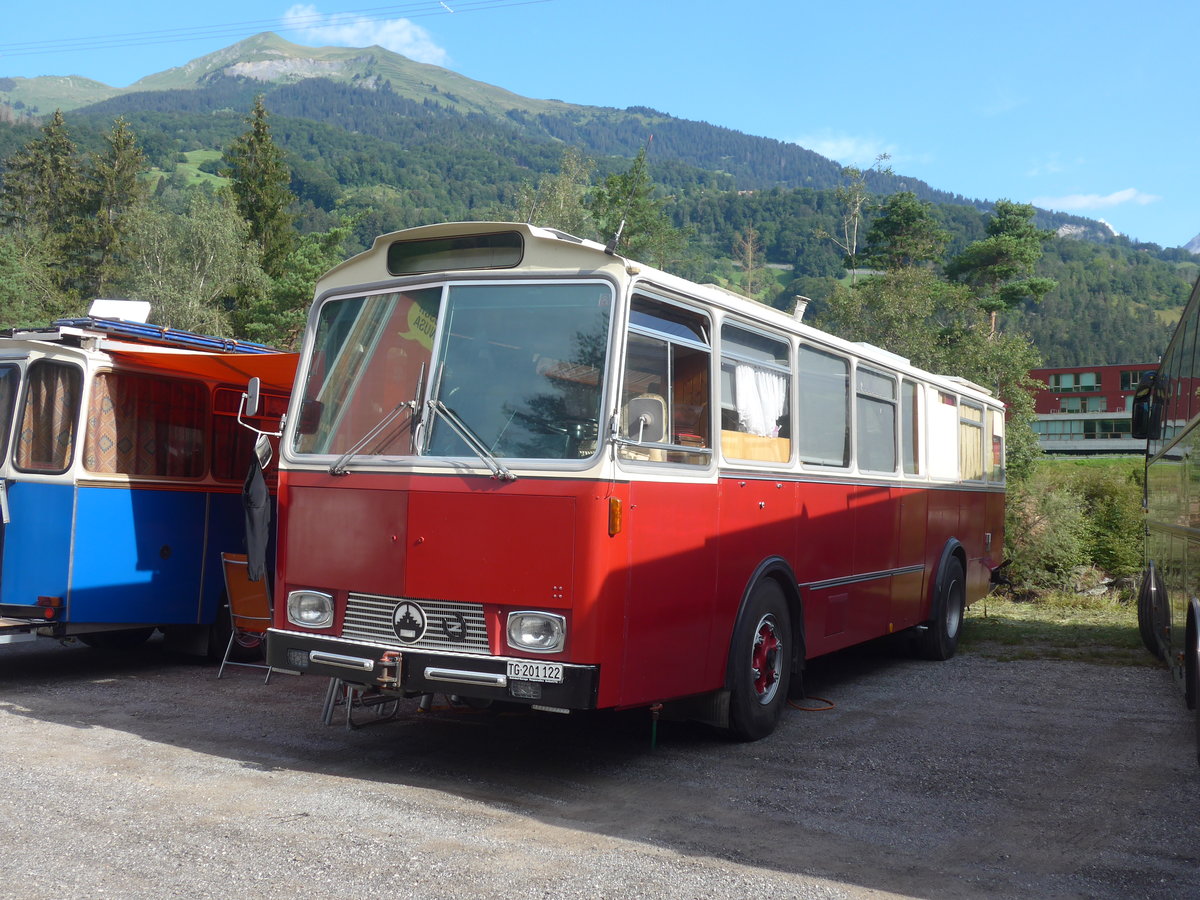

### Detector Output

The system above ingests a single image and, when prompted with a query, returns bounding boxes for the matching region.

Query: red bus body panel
[276,469,1001,710]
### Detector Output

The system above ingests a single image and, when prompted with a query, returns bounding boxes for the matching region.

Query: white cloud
[790,130,896,168]
[1031,188,1161,212]
[282,4,449,65]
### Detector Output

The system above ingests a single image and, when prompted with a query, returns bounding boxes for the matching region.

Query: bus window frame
[82,368,210,482]
[853,363,900,476]
[718,320,793,468]
[13,358,84,476]
[0,362,22,467]
[616,290,715,471]
[796,342,852,471]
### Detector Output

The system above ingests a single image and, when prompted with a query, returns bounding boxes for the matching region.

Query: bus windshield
[293,281,612,462]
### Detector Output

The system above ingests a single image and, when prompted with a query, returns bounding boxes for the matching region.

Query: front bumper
[266,629,600,710]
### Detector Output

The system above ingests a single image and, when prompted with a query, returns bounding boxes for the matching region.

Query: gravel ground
[1,631,1197,900]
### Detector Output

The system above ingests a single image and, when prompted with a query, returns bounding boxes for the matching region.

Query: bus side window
[0,364,20,462]
[720,325,791,464]
[85,372,206,478]
[959,403,985,481]
[15,360,82,474]
[619,296,711,466]
[901,379,920,475]
[856,366,897,473]
[797,345,849,467]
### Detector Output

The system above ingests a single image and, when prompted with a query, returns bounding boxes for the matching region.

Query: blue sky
[3,0,1197,248]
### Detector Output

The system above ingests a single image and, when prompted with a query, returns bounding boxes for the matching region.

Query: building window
[1050,372,1101,392]
[1121,369,1151,391]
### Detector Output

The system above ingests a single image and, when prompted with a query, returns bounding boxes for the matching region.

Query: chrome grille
[342,592,490,655]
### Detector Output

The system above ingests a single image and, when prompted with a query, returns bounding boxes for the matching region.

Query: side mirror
[1130,373,1162,441]
[244,377,262,418]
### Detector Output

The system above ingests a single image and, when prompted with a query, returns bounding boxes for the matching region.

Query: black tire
[915,556,965,661]
[1137,566,1166,661]
[728,579,792,742]
[78,627,156,651]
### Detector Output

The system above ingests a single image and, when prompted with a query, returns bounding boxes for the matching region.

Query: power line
[0,0,552,58]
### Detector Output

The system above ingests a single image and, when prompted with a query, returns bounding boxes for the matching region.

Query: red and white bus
[264,222,1005,739]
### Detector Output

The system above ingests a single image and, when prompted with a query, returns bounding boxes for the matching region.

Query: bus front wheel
[728,579,792,742]
[915,556,965,661]
[1137,566,1166,661]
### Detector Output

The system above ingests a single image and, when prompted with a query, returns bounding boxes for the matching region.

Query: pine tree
[222,96,297,277]
[0,109,83,239]
[586,147,684,267]
[860,191,949,271]
[945,200,1057,331]
[71,117,149,296]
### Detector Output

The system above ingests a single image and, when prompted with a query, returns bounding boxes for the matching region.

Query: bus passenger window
[901,379,920,475]
[720,325,791,464]
[619,296,711,466]
[959,403,985,481]
[0,364,19,461]
[797,346,849,467]
[856,367,897,473]
[988,409,1005,483]
[15,360,82,474]
[85,372,206,478]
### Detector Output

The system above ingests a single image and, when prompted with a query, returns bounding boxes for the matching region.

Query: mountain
[0,33,572,119]
[1,34,1195,365]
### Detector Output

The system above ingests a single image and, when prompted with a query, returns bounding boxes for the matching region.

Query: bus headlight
[287,590,334,628]
[506,611,566,653]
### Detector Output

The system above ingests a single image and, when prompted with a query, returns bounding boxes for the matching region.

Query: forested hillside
[1,42,1195,366]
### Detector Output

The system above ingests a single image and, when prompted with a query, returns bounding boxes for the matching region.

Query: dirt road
[1,633,1196,899]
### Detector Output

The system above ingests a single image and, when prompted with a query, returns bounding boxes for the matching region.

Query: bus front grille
[342,593,490,655]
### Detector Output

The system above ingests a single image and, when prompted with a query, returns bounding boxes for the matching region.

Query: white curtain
[734,364,787,437]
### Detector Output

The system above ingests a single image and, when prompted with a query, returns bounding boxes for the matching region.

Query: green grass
[962,592,1155,665]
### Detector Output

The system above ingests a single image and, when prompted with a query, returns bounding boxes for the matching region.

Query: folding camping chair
[218,552,278,683]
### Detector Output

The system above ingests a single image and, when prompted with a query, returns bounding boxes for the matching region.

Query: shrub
[1002,458,1144,593]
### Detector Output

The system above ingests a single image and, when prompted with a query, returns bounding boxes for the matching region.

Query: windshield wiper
[328,400,417,476]
[427,400,516,481]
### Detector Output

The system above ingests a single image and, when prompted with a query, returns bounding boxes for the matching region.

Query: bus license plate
[507,660,563,683]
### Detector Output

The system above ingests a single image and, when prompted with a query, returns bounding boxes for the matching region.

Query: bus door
[616,295,719,705]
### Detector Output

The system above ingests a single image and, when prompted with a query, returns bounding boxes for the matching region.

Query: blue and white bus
[0,306,295,654]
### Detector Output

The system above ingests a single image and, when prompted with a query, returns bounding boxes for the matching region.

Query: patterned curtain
[84,372,205,477]
[17,362,82,472]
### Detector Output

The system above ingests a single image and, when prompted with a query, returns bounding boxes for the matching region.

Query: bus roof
[314,221,1001,407]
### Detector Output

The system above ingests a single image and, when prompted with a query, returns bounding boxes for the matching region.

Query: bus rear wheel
[915,556,965,661]
[728,579,791,742]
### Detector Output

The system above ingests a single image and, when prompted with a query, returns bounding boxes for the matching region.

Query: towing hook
[379,650,401,685]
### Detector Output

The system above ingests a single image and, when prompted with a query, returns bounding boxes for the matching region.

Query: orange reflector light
[37,596,62,607]
[608,497,622,536]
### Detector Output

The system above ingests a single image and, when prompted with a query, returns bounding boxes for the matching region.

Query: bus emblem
[392,601,427,643]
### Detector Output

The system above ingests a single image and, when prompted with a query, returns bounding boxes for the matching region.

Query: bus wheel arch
[725,560,804,742]
[915,540,966,661]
